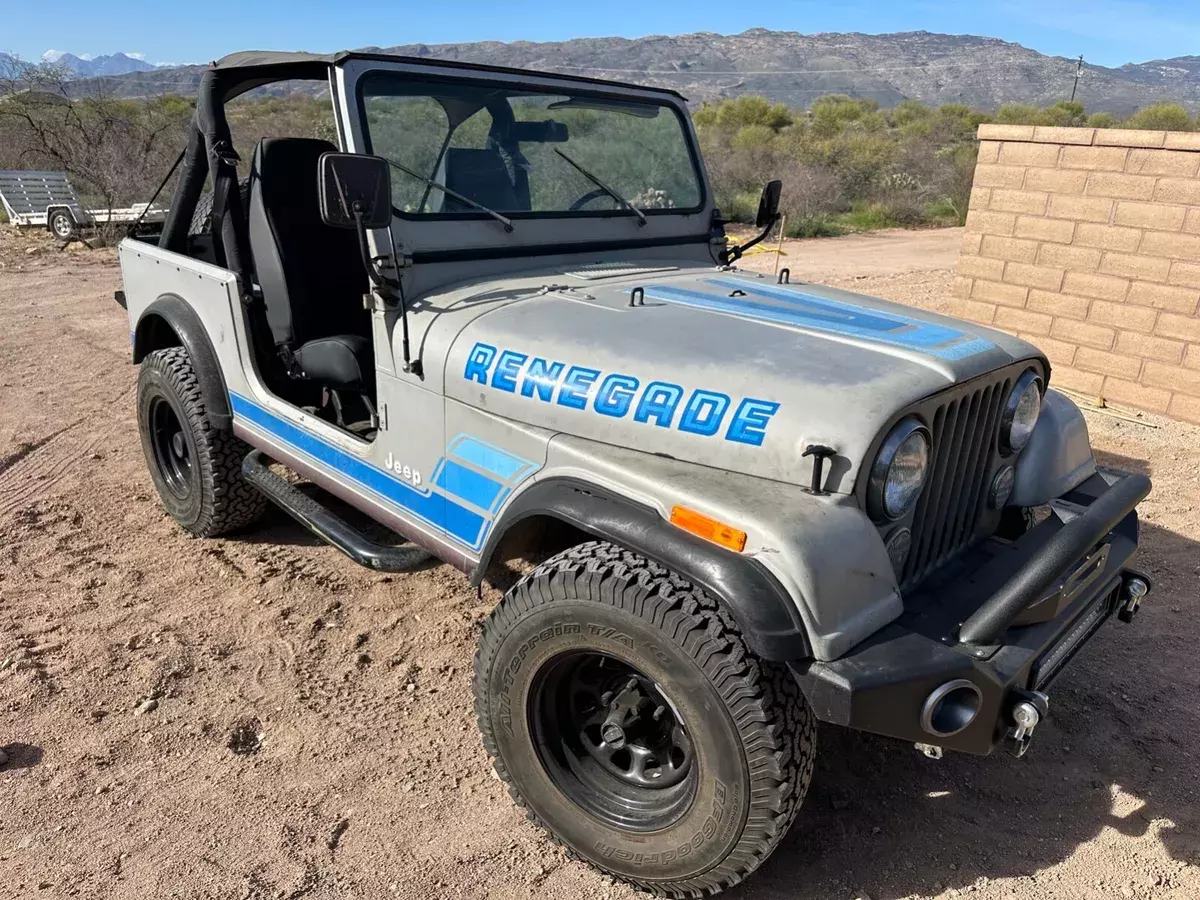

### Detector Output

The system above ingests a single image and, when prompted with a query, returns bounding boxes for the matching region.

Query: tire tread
[139,347,266,536]
[474,540,816,898]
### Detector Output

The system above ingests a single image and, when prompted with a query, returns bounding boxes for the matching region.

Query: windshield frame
[354,71,708,223]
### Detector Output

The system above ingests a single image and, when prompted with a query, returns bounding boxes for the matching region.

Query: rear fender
[133,293,232,430]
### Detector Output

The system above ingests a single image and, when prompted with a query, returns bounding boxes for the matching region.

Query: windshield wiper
[384,158,514,233]
[553,149,647,227]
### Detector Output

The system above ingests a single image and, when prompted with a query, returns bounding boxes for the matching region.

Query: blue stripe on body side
[448,434,538,483]
[436,460,506,513]
[229,393,489,549]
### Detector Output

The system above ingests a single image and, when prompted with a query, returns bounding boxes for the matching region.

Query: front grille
[900,373,1014,588]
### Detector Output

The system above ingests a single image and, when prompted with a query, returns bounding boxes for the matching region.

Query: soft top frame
[160,49,688,262]
[207,49,687,102]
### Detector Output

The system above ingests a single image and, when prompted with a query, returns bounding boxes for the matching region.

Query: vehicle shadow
[739,457,1199,898]
[233,485,431,557]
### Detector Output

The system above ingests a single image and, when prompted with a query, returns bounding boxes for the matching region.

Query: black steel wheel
[136,347,266,536]
[147,395,196,501]
[531,651,696,832]
[474,541,816,898]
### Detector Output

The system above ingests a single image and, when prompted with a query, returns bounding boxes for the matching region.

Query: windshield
[359,75,704,219]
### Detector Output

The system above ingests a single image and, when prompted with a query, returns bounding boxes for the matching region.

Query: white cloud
[41,49,65,62]
[77,53,94,61]
[125,51,146,60]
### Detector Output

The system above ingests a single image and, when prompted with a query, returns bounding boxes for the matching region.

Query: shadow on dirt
[741,452,1199,898]
[0,743,45,771]
[236,484,435,566]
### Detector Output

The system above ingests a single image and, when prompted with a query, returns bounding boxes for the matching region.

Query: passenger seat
[247,137,375,395]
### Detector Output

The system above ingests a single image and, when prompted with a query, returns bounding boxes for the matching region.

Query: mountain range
[47,31,1200,113]
[41,51,161,78]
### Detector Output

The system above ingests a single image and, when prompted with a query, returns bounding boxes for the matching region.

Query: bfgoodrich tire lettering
[136,347,266,537]
[474,541,816,897]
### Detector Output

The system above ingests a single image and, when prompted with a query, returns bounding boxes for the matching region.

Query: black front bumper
[793,472,1150,756]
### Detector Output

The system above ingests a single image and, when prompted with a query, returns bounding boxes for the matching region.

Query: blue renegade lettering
[461,342,780,446]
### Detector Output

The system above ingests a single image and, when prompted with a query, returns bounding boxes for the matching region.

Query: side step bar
[241,450,431,572]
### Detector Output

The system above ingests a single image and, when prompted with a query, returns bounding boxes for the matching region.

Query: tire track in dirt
[0,426,103,520]
[0,420,82,477]
[0,386,134,521]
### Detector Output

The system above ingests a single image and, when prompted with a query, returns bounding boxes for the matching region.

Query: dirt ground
[1,226,1197,900]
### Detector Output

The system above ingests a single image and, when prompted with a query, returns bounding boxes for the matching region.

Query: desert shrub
[698,93,1197,235]
[1124,103,1193,132]
[1086,111,1121,128]
[3,59,1194,243]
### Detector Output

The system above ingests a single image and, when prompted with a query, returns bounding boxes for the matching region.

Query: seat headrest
[252,137,339,202]
[443,148,521,213]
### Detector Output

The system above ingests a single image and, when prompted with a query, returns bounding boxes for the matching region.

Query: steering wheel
[569,188,614,211]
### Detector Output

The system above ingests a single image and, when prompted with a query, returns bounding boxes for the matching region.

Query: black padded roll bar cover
[958,472,1151,645]
[159,66,253,279]
[159,113,207,253]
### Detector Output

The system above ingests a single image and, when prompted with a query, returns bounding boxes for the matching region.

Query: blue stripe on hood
[633,277,993,361]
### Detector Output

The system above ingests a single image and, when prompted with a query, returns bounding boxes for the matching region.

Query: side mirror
[318,152,392,229]
[755,179,783,228]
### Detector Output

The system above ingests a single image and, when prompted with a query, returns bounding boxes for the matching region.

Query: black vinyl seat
[247,137,374,393]
[442,147,526,213]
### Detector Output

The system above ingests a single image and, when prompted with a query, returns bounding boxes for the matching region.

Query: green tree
[1125,103,1193,132]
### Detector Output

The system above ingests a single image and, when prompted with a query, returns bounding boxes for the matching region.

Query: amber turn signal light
[669,505,747,552]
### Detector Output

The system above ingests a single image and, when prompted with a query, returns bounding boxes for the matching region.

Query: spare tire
[189,178,252,235]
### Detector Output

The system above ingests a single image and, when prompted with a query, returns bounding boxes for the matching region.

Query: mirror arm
[722,213,779,265]
[354,207,423,379]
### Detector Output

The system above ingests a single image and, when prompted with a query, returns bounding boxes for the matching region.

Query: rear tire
[474,541,816,897]
[136,347,266,537]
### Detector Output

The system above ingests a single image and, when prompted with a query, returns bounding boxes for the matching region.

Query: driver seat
[247,137,374,395]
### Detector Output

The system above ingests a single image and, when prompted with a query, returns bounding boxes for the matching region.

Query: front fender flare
[133,293,232,431]
[471,477,812,662]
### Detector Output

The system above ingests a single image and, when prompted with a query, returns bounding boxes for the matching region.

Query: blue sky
[5,0,1200,68]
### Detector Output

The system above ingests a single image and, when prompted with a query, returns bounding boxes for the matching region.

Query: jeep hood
[442,266,1042,492]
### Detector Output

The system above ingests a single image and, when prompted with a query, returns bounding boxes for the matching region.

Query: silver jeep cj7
[115,50,1152,896]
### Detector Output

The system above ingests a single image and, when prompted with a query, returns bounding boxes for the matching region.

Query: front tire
[136,347,266,537]
[474,541,816,897]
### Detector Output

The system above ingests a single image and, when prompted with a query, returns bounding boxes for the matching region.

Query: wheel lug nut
[625,678,639,691]
[653,705,666,721]
[600,691,614,705]
[601,724,626,748]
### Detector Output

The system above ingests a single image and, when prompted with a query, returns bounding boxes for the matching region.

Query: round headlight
[885,527,913,574]
[1002,370,1043,455]
[990,465,1015,509]
[868,418,931,522]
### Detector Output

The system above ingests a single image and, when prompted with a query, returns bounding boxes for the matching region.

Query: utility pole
[1070,55,1084,102]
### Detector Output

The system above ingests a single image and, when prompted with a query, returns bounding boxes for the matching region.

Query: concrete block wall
[955,123,1200,424]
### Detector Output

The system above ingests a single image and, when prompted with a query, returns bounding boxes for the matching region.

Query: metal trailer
[0,170,166,240]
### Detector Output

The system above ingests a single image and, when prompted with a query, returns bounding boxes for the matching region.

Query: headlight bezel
[867,417,932,523]
[1001,369,1044,456]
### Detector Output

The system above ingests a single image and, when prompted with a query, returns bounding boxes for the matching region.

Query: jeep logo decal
[463,342,779,446]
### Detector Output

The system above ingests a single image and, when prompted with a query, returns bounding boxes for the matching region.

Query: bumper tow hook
[1006,690,1050,758]
[1118,574,1151,624]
